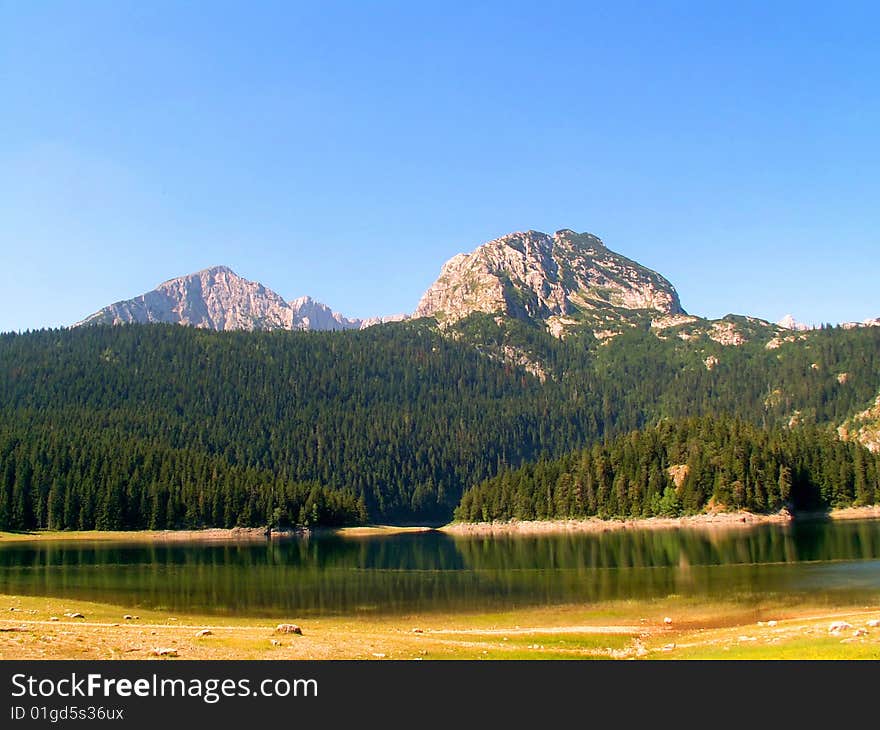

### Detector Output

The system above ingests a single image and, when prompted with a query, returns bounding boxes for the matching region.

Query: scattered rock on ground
[63,612,85,619]
[195,629,213,637]
[151,647,178,657]
[275,623,303,635]
[853,628,868,637]
[829,621,853,634]
[663,617,673,625]
[867,620,880,628]
[49,617,59,622]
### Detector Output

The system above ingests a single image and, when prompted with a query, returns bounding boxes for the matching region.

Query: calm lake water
[2,520,880,617]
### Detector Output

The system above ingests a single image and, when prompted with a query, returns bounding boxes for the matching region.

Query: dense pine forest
[455,416,880,522]
[1,318,879,530]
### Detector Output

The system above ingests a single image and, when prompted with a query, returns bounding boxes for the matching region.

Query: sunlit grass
[2,591,879,660]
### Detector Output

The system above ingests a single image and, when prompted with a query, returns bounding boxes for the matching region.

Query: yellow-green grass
[0,530,164,543]
[651,612,880,659]
[1,591,879,660]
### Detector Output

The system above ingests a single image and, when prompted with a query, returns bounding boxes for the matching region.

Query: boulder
[151,647,178,657]
[275,623,303,635]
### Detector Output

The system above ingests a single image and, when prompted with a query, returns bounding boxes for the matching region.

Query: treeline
[455,416,880,522]
[1,319,880,526]
[0,425,366,531]
[0,321,572,523]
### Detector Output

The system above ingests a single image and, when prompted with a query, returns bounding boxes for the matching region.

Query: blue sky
[1,1,878,332]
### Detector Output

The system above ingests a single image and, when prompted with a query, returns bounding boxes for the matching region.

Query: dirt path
[423,624,642,636]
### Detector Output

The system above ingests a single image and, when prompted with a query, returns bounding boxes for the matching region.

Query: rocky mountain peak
[76,267,364,332]
[778,314,812,332]
[413,228,684,331]
[198,264,234,275]
[289,295,362,331]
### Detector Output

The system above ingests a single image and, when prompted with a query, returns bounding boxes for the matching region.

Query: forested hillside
[1,318,879,530]
[455,416,880,522]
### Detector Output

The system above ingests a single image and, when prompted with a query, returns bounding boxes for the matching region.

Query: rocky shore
[441,509,797,536]
[442,505,880,536]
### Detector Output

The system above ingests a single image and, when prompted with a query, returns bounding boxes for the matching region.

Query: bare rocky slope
[77,266,368,332]
[72,231,777,345]
[415,229,684,336]
[76,228,879,347]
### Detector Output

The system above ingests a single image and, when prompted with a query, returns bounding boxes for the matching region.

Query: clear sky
[1,1,878,332]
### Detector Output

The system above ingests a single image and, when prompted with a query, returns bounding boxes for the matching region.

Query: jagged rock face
[414,229,684,326]
[77,266,363,332]
[778,314,812,332]
[358,313,410,329]
[289,296,361,331]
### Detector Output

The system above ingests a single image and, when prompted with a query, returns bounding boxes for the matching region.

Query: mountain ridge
[77,265,373,332]
[414,229,684,337]
[74,229,878,341]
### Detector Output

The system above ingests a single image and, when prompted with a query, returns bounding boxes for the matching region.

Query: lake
[2,519,880,617]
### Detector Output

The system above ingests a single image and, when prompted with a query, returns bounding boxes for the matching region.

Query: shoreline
[0,524,437,544]
[441,510,793,536]
[3,506,880,544]
[441,505,880,537]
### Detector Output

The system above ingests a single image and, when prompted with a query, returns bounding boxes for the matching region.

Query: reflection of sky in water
[0,520,879,616]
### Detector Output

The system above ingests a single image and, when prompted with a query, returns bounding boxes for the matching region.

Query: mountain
[76,266,365,332]
[8,227,880,530]
[414,229,685,336]
[288,295,361,331]
[778,314,813,331]
[74,228,873,348]
[78,228,693,340]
